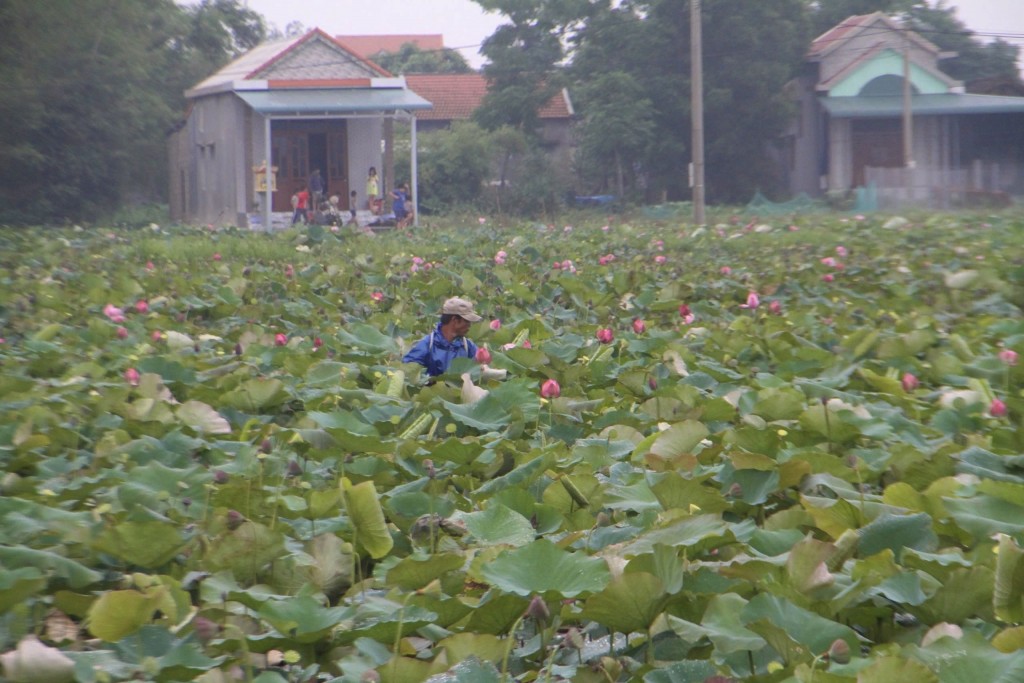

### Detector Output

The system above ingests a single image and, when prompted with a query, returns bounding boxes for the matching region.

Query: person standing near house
[403,297,481,376]
[291,188,310,225]
[308,169,325,208]
[391,183,412,229]
[366,167,380,214]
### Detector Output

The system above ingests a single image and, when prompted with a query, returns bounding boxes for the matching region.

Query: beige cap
[441,297,482,322]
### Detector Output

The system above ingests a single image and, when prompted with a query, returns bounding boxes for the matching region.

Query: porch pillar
[411,115,419,228]
[263,116,272,233]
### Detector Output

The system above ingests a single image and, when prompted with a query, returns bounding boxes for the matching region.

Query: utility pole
[690,0,706,226]
[902,33,915,203]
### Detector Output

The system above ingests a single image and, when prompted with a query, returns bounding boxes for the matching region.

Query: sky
[219,0,1024,71]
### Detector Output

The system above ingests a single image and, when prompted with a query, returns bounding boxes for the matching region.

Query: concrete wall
[346,117,383,205]
[829,51,950,96]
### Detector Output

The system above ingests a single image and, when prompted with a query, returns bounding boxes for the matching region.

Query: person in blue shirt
[403,297,481,376]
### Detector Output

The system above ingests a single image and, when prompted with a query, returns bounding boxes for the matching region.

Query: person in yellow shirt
[366,167,380,214]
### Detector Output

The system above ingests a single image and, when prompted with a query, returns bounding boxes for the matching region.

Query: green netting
[745,190,824,215]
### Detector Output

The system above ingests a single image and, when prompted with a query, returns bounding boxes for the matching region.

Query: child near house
[391,183,413,229]
[291,189,310,225]
[366,167,380,214]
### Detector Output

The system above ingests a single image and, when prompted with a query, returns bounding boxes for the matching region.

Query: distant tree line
[1,0,1019,223]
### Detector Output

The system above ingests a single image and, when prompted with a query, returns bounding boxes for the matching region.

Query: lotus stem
[501,613,527,682]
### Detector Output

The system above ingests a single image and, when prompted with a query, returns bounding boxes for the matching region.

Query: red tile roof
[336,34,444,58]
[404,73,572,121]
[808,13,878,58]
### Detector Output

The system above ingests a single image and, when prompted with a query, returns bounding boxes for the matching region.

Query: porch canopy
[236,87,432,116]
[243,86,432,229]
[821,93,1024,118]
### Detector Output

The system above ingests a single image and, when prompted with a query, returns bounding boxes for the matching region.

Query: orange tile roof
[808,13,878,58]
[336,34,444,58]
[404,73,572,121]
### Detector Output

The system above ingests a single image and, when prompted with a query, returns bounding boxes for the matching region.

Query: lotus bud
[124,368,140,386]
[489,319,501,330]
[234,342,243,356]
[274,333,287,346]
[226,510,245,530]
[527,595,550,623]
[287,460,303,477]
[990,397,1008,417]
[212,469,229,484]
[135,300,148,314]
[999,349,1019,366]
[540,379,560,399]
[632,319,646,334]
[423,459,436,479]
[596,328,614,344]
[475,347,492,364]
[648,377,657,390]
[313,337,323,349]
[116,326,128,339]
[901,372,919,392]
[261,439,273,454]
[827,639,851,664]
[192,616,219,644]
[212,252,221,261]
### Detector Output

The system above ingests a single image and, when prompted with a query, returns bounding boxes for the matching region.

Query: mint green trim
[829,50,949,97]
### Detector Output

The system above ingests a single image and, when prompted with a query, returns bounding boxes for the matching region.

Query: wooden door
[327,125,349,204]
[852,119,903,187]
[271,131,309,212]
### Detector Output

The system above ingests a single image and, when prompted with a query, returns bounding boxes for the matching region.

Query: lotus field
[3,211,1024,683]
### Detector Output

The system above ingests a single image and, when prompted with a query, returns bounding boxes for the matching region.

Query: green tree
[398,122,493,211]
[369,44,472,75]
[906,3,1022,85]
[0,0,264,224]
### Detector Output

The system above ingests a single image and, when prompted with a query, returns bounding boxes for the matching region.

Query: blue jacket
[403,323,478,376]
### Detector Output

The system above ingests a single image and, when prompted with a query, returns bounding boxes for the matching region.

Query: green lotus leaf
[0,547,102,590]
[442,395,512,431]
[582,572,666,634]
[461,503,536,547]
[257,596,350,642]
[480,538,610,597]
[858,513,938,560]
[86,590,163,642]
[176,400,231,434]
[219,378,288,411]
[342,479,394,559]
[425,657,501,683]
[641,659,718,683]
[741,593,858,658]
[0,568,47,614]
[666,593,767,654]
[387,553,464,591]
[92,521,186,569]
[437,634,507,667]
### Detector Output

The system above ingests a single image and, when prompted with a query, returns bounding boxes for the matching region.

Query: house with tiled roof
[781,12,1024,206]
[168,29,431,228]
[336,34,444,59]
[404,73,576,181]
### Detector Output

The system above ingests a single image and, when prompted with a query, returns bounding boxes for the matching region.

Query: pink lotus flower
[596,328,614,344]
[561,259,574,271]
[522,339,532,349]
[769,300,782,315]
[999,349,1019,366]
[820,257,837,267]
[124,368,140,386]
[478,217,486,224]
[151,330,162,342]
[822,273,835,282]
[145,261,155,271]
[740,292,760,309]
[563,225,573,233]
[371,291,384,302]
[654,240,664,251]
[135,300,148,314]
[601,225,610,232]
[540,379,560,399]
[284,264,295,278]
[599,254,616,266]
[410,264,419,273]
[489,319,501,330]
[901,373,919,392]
[475,347,492,364]
[681,313,695,325]
[990,397,1008,417]
[212,253,222,261]
[412,256,424,265]
[654,255,667,264]
[313,337,323,349]
[103,304,126,323]
[552,261,562,270]
[494,251,507,265]
[274,333,288,346]
[836,246,848,257]
[116,326,128,339]
[679,304,691,318]
[788,225,800,232]
[632,318,646,334]
[720,266,732,275]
